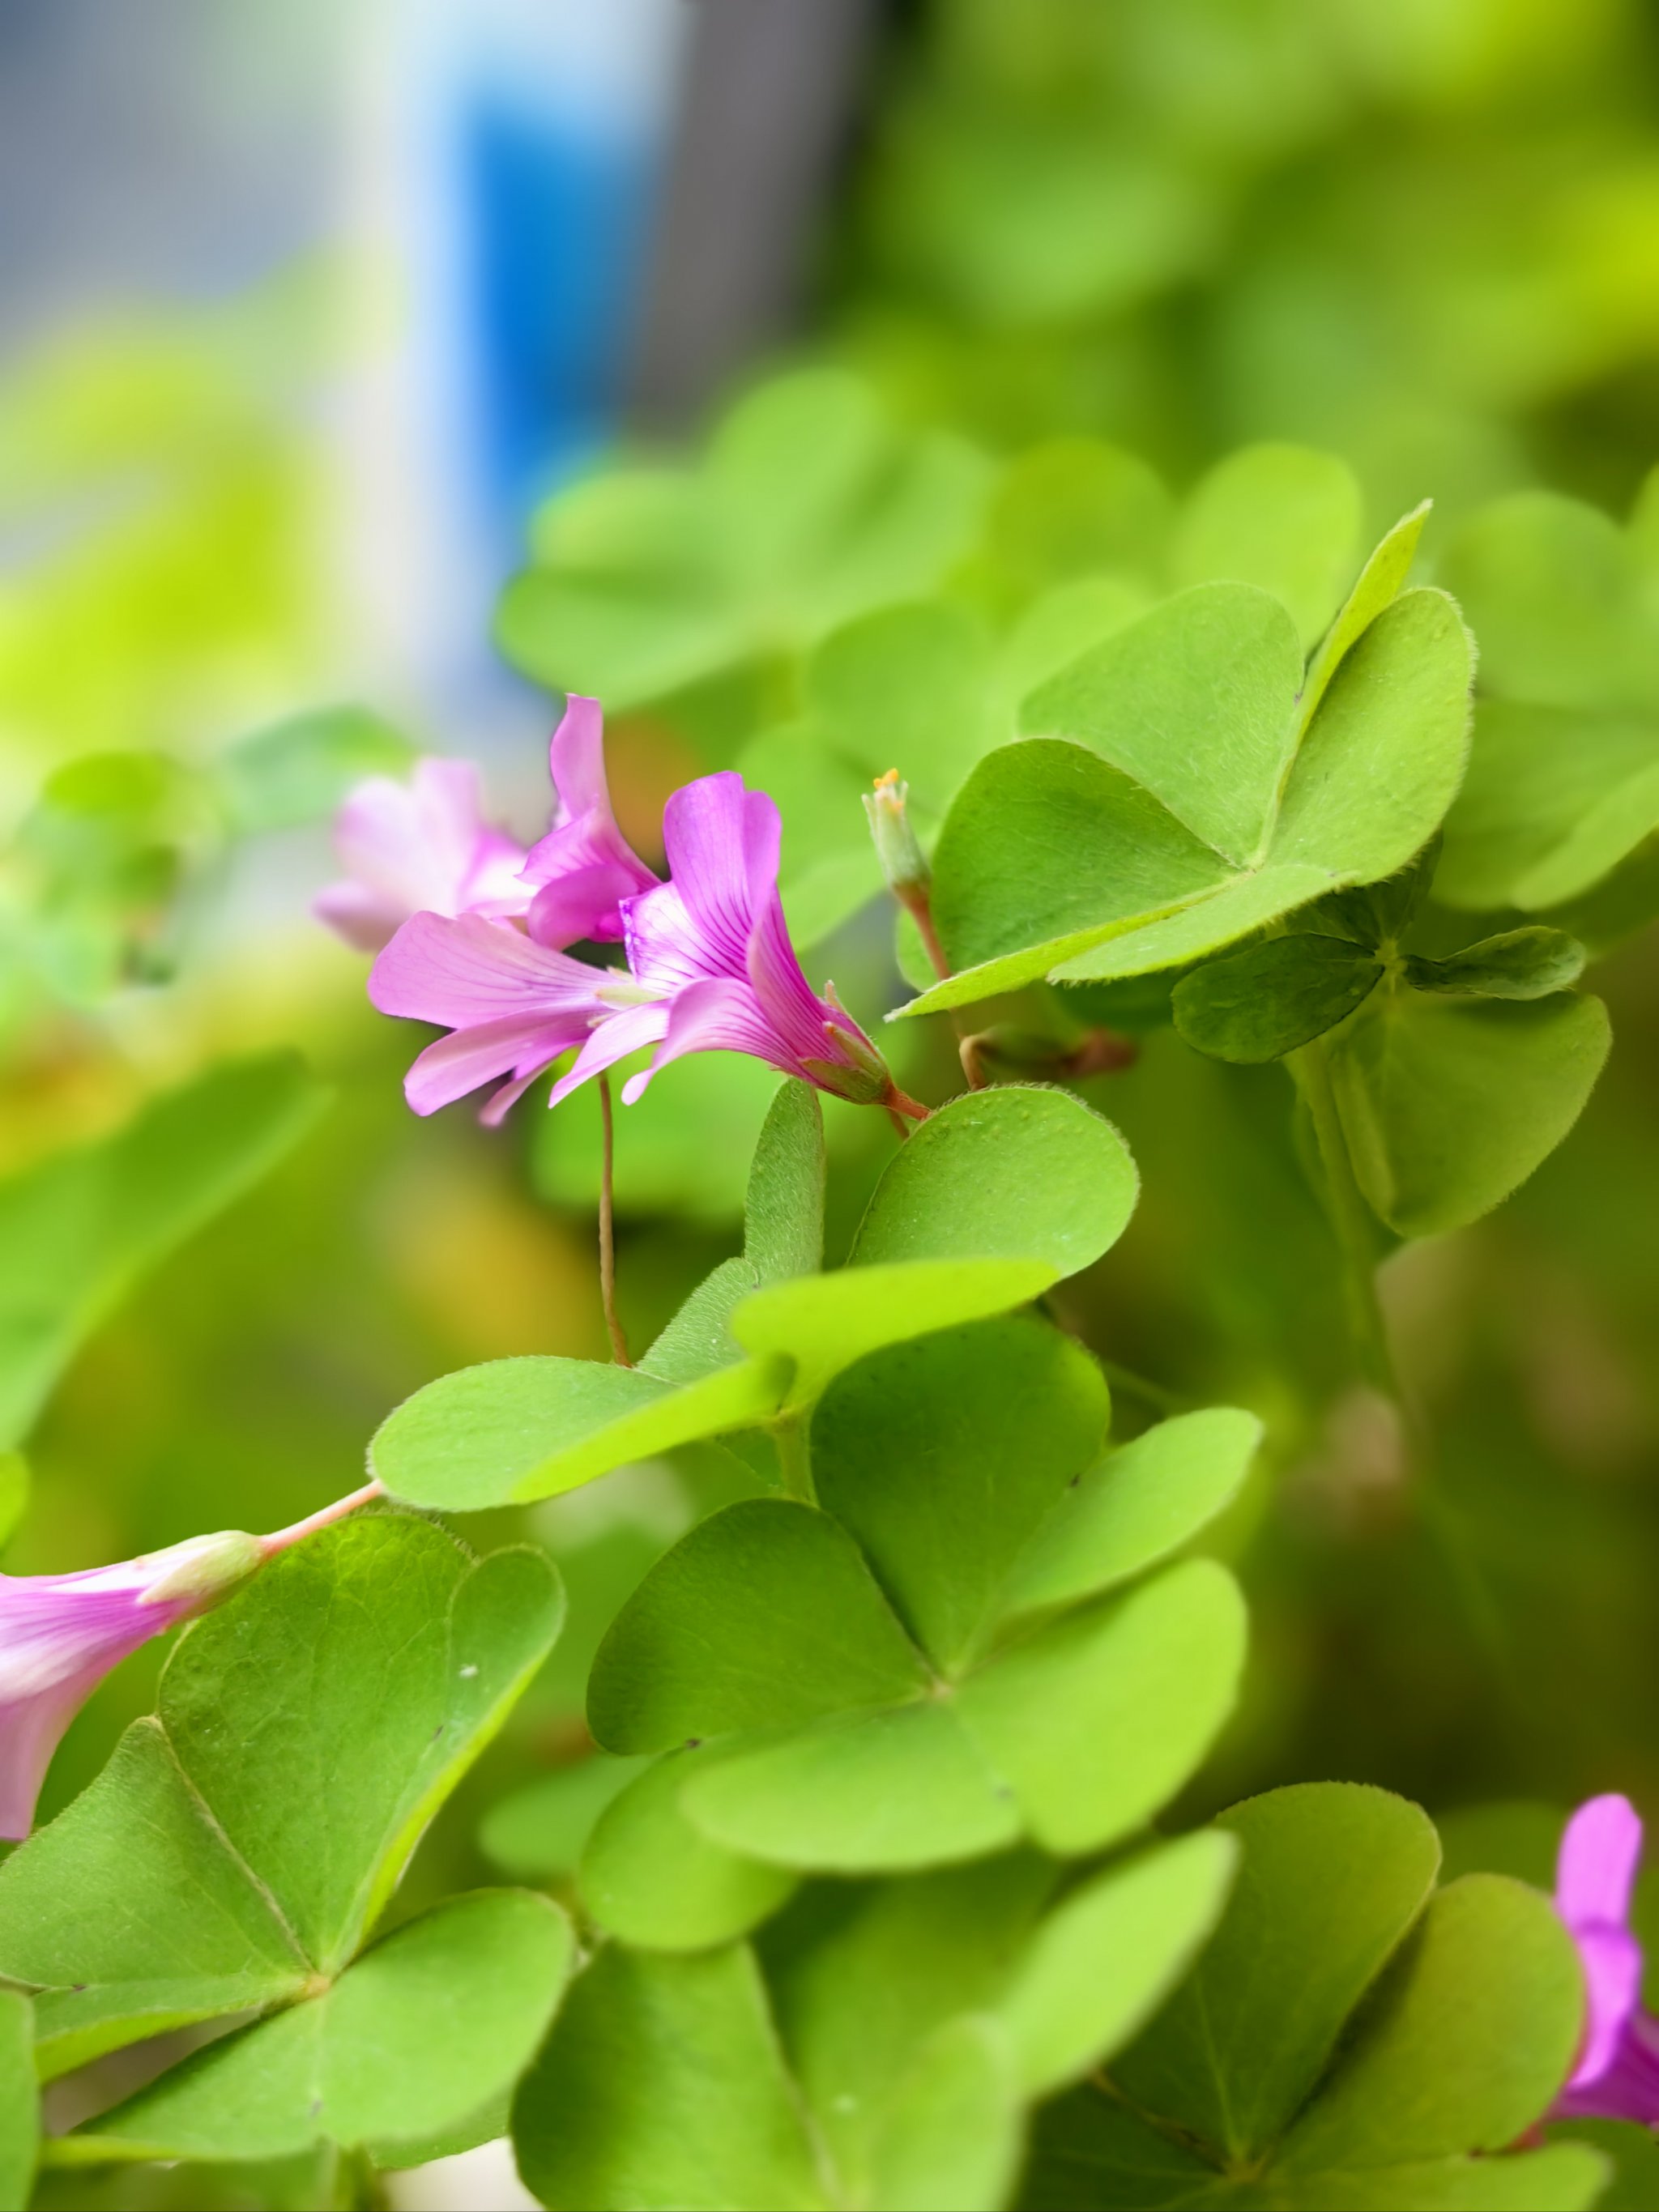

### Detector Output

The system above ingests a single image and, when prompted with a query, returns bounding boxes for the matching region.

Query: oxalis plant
[0,373,1655,2210]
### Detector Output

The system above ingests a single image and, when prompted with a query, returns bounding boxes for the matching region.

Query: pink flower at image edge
[1552,1793,1659,2125]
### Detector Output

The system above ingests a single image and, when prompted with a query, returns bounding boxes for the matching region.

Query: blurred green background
[2,0,1656,2072]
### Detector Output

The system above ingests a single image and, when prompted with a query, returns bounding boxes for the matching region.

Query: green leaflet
[513,1944,829,2212]
[496,368,989,710]
[1325,987,1611,1236]
[901,578,1470,1012]
[61,1892,572,2167]
[0,1513,563,2075]
[1025,1784,1599,2212]
[848,1085,1137,1280]
[579,1751,799,1951]
[0,1051,328,1447]
[1173,935,1384,1063]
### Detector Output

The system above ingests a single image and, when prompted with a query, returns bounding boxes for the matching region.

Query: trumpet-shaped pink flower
[519,696,660,948]
[314,758,531,952]
[0,1483,383,1839]
[369,768,908,1123]
[0,1529,262,1838]
[1550,1793,1659,2125]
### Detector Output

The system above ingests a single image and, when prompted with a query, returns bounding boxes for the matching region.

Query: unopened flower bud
[137,1528,264,1609]
[863,772,929,898]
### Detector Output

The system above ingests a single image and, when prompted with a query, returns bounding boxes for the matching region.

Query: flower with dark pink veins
[518,695,660,948]
[368,767,921,1124]
[314,758,531,952]
[0,1528,262,1838]
[1550,1793,1659,2125]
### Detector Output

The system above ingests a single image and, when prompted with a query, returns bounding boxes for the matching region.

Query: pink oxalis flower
[1551,1792,1659,2125]
[314,757,531,952]
[369,765,908,1124]
[0,1528,262,1838]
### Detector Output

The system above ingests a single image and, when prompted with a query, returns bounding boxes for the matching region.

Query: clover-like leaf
[811,1317,1109,1673]
[904,581,1470,1012]
[0,1513,563,2075]
[61,1891,571,2167]
[1026,1784,1601,2212]
[0,1051,327,1447]
[513,1943,827,2212]
[587,1499,931,1755]
[865,2017,1021,2212]
[1405,927,1585,1000]
[497,369,988,712]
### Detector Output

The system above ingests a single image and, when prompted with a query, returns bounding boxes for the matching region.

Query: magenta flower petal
[0,1533,262,1839]
[520,697,659,948]
[544,1000,672,1110]
[316,759,531,951]
[369,911,616,1030]
[403,1013,594,1118]
[1559,1794,1644,1931]
[1550,1793,1659,2125]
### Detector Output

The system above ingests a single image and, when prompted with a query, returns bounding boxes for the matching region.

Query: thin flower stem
[259,1479,385,1559]
[774,1417,814,1504]
[1292,1038,1400,1402]
[883,1083,932,1124]
[899,884,986,1089]
[598,1071,631,1366]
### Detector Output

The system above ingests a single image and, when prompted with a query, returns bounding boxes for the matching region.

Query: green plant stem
[774,1416,814,1504]
[1098,1360,1188,1417]
[1293,1039,1399,1401]
[598,1072,631,1366]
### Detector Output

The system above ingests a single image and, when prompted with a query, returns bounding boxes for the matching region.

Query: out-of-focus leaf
[1173,445,1363,650]
[215,703,415,833]
[988,438,1171,594]
[512,1944,826,2212]
[1173,935,1382,1062]
[65,1892,570,2165]
[738,722,888,949]
[998,1407,1262,1620]
[957,1561,1247,1854]
[534,1046,782,1224]
[812,1317,1108,1674]
[1326,987,1611,1234]
[578,1752,797,1950]
[0,1051,328,1447]
[997,1832,1238,2095]
[497,369,988,711]
[586,1499,928,1755]
[849,1085,1138,1280]
[1405,928,1585,1000]
[370,1352,790,1512]
[807,601,997,810]
[0,1515,561,2076]
[0,1453,28,1550]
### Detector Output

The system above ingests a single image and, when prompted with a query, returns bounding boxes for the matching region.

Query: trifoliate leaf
[1173,935,1383,1062]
